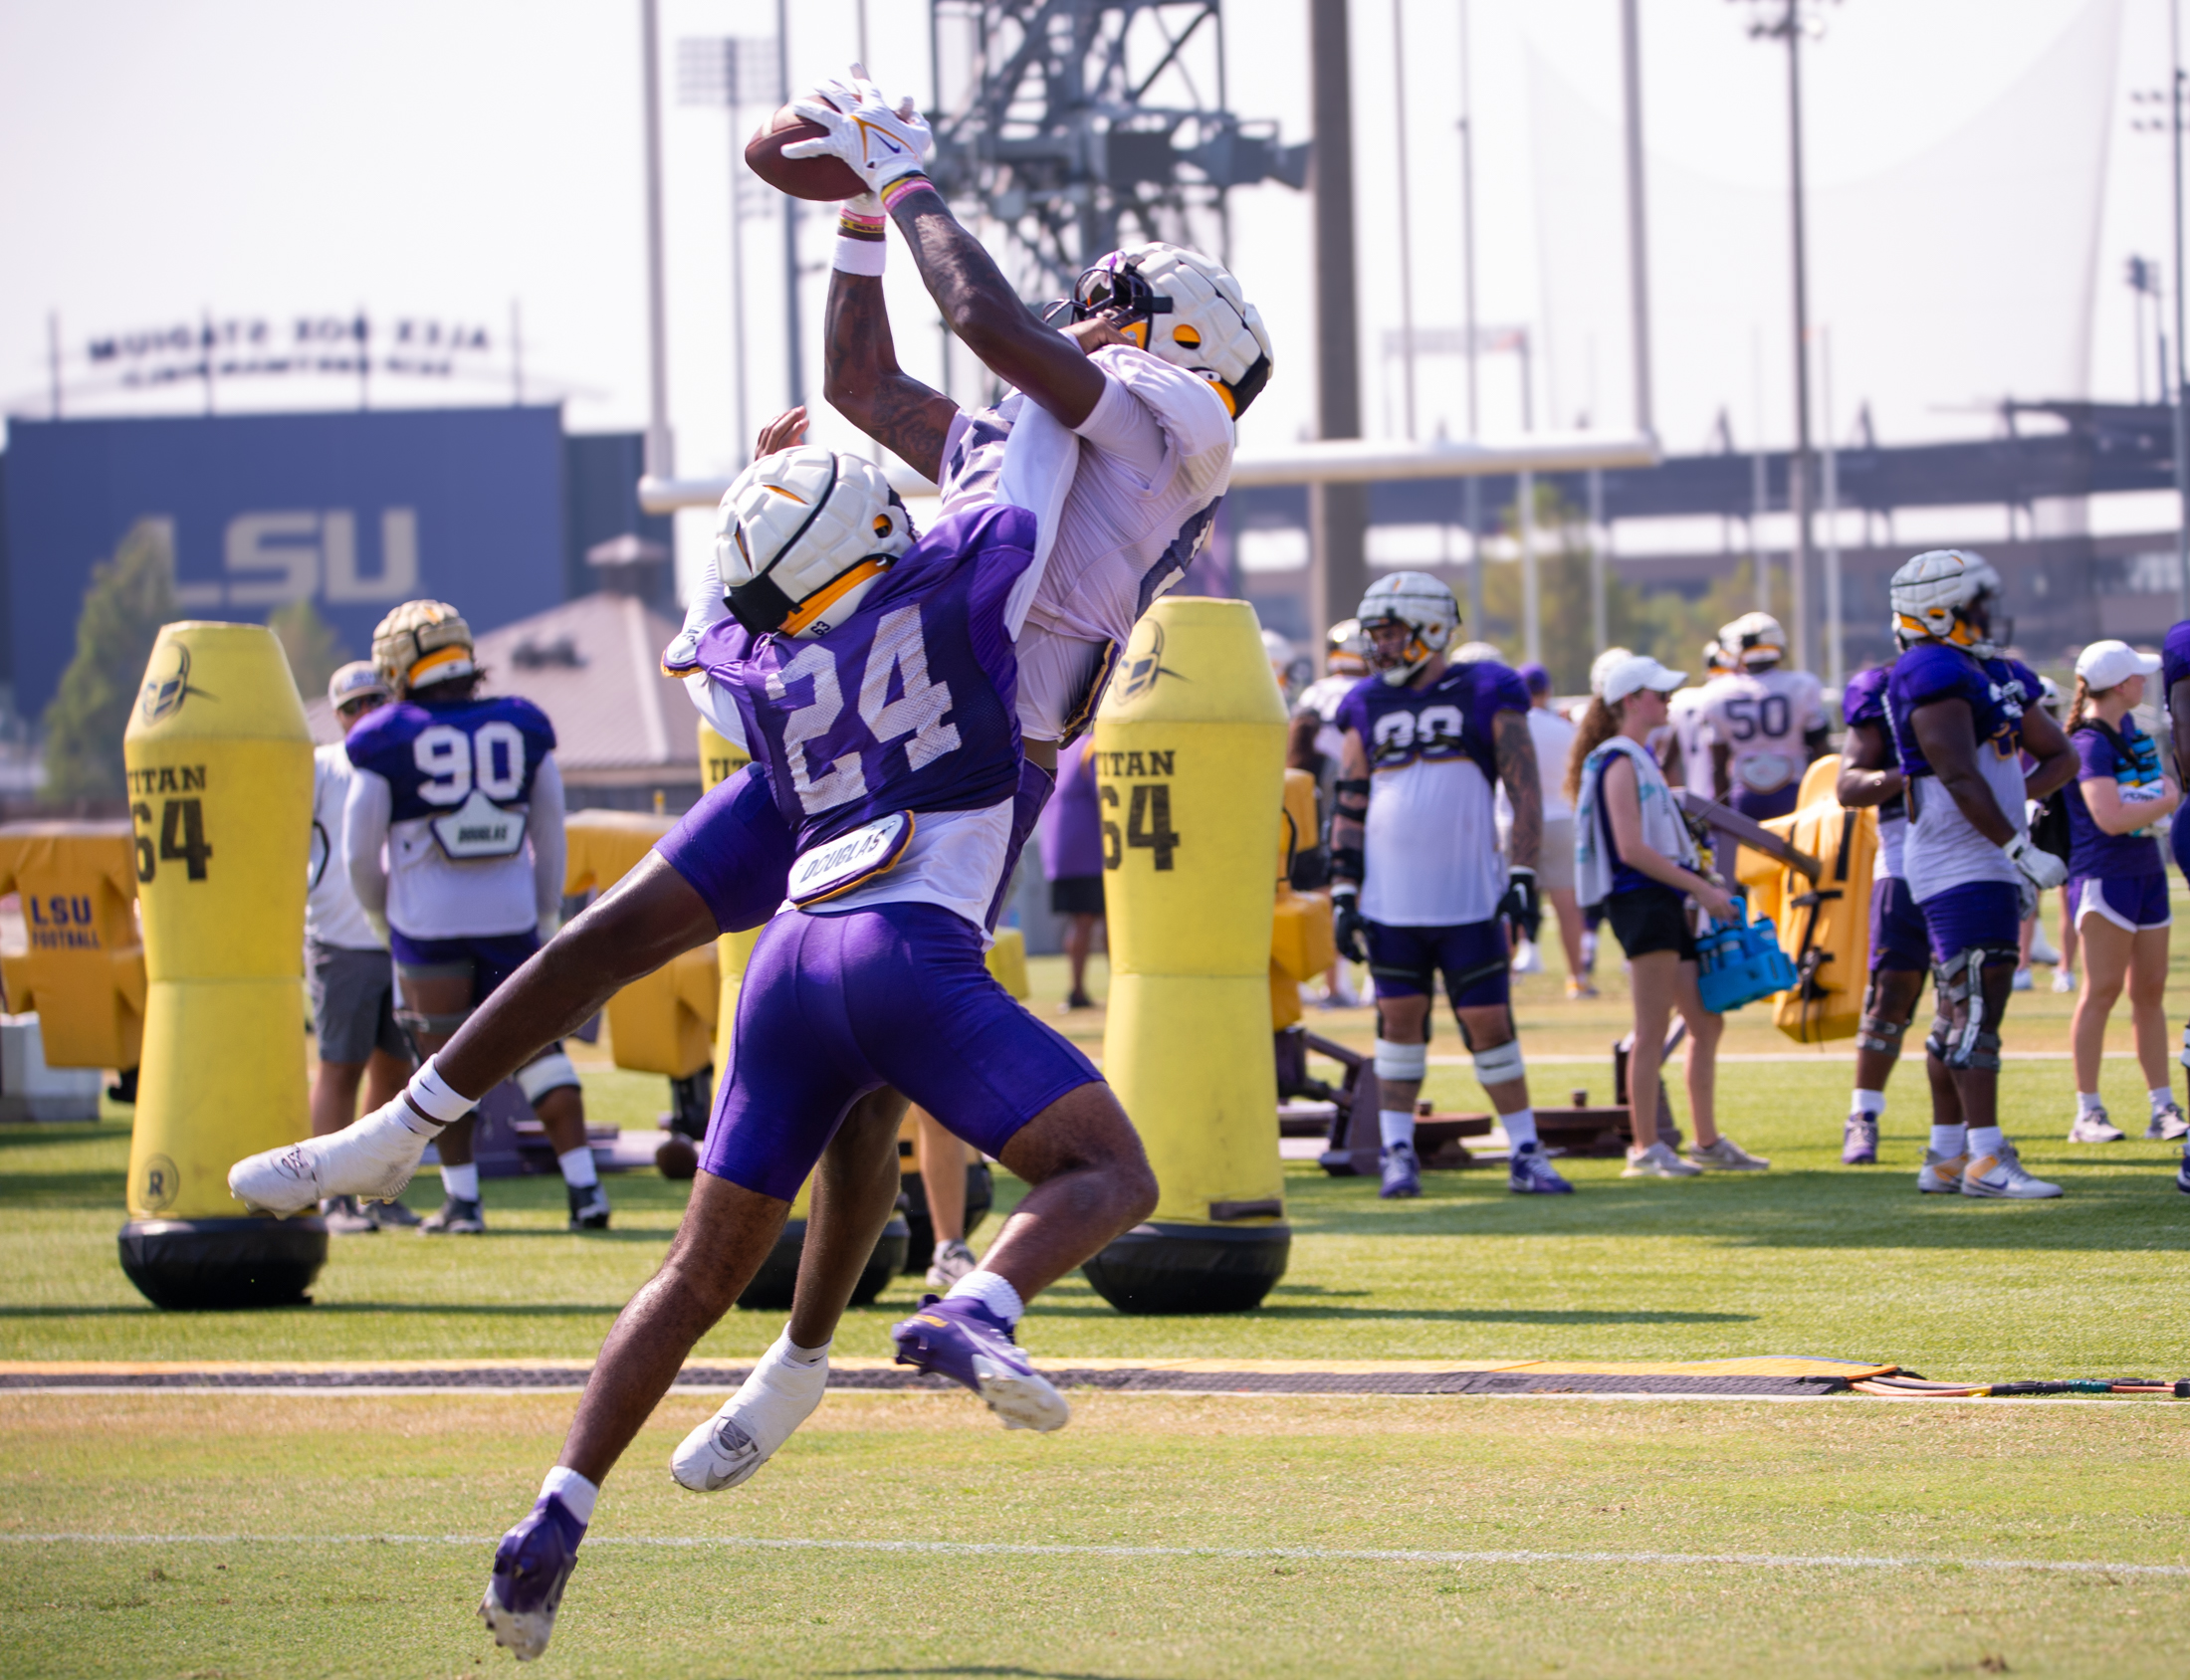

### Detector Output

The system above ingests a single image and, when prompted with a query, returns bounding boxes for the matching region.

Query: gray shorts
[308,942,409,1065]
[1537,816,1576,893]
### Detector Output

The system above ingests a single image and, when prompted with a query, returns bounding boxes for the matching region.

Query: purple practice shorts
[2069,872,2173,934]
[1868,876,1931,974]
[1364,918,1511,1009]
[656,765,800,934]
[388,929,542,1000]
[701,901,1102,1201]
[1917,880,2021,966]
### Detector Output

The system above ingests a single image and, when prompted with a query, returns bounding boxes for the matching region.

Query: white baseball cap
[1601,653,1687,705]
[2075,640,2162,693]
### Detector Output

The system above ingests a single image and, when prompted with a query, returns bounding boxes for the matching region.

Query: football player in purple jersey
[272,599,606,1235]
[1834,659,1928,1166]
[1882,551,2077,1199]
[1325,572,1573,1198]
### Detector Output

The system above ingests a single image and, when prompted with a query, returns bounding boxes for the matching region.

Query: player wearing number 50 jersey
[1698,612,1828,857]
[338,600,606,1235]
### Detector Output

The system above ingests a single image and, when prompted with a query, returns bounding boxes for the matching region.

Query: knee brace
[1927,945,2015,1071]
[517,1047,581,1104]
[1469,1037,1526,1087]
[394,1006,472,1041]
[1856,1014,1905,1055]
[1373,1038,1427,1083]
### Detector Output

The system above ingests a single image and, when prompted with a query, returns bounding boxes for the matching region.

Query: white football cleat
[227,1099,432,1215]
[671,1334,829,1493]
[1962,1140,2063,1199]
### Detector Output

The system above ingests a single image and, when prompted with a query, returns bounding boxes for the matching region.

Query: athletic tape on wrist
[833,236,887,277]
[406,1057,476,1127]
[879,172,938,213]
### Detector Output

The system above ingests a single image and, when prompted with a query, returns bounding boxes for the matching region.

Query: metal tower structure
[926,1,1308,297]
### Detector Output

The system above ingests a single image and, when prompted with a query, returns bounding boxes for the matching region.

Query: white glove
[784,65,933,194]
[2004,831,2067,894]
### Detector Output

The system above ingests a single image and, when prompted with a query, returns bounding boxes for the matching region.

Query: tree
[42,520,177,800]
[268,597,351,704]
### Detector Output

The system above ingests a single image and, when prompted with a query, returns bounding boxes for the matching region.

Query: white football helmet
[1357,572,1460,686]
[1590,646,1636,698]
[1071,242,1273,417]
[715,447,915,639]
[373,599,476,697]
[1889,548,2004,656]
[1452,641,1505,665]
[1719,611,1788,671]
[1700,638,1726,676]
[1325,617,1372,678]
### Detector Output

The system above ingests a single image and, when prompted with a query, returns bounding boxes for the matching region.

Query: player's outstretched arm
[1493,708,1542,871]
[822,270,958,483]
[1836,719,1903,808]
[886,188,1107,429]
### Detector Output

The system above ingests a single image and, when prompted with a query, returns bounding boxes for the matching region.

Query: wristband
[833,235,887,277]
[879,172,940,214]
[405,1056,477,1127]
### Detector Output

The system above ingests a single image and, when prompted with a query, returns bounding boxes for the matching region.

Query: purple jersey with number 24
[684,506,1033,852]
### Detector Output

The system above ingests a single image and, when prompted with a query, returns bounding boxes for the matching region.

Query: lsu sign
[3,406,564,717]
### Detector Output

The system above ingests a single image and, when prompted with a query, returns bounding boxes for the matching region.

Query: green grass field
[5,944,2189,1675]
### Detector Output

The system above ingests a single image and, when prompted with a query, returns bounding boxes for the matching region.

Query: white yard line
[2,1532,2182,1577]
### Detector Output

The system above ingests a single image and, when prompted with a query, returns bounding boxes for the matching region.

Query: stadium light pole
[2131,27,2190,622]
[1309,0,1368,658]
[1392,0,1418,442]
[640,0,675,480]
[1610,0,1654,664]
[1737,0,1831,675]
[775,0,804,413]
[1457,0,1484,634]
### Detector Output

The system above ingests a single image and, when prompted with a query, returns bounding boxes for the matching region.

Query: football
[744,104,865,202]
[654,1134,699,1181]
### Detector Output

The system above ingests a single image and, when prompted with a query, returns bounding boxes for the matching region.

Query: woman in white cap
[2059,640,2183,1143]
[1570,653,1771,1176]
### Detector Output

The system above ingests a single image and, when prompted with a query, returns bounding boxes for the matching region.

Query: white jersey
[1874,807,1908,884]
[936,343,1233,742]
[1296,673,1357,769]
[307,742,384,951]
[1665,687,1718,798]
[1698,667,1825,797]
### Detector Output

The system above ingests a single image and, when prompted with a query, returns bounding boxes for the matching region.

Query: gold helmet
[372,599,476,696]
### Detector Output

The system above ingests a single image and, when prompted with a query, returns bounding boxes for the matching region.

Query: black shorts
[1049,875,1105,917]
[1605,886,1698,962]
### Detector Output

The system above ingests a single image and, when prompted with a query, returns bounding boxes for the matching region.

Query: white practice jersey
[1699,668,1825,796]
[1296,673,1357,769]
[1665,687,1718,798]
[307,742,384,951]
[936,343,1233,742]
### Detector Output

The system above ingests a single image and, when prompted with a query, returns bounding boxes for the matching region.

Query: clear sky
[0,0,2171,565]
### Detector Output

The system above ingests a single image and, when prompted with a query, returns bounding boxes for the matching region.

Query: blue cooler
[1695,895,1798,1015]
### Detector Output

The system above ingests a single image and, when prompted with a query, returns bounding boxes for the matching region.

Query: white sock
[404,1056,476,1127]
[440,1162,481,1202]
[778,1327,829,1366]
[1852,1089,1886,1118]
[1379,1109,1417,1151]
[1500,1108,1538,1150]
[556,1146,599,1189]
[1580,931,1598,971]
[2152,1087,2176,1116]
[1968,1125,2005,1159]
[2077,1091,2105,1114]
[1929,1124,1966,1156]
[945,1268,1024,1329]
[541,1465,597,1526]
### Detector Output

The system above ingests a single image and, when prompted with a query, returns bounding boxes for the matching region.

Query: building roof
[304,592,702,784]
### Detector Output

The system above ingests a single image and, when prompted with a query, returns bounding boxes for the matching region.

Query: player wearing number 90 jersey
[343,684,563,949]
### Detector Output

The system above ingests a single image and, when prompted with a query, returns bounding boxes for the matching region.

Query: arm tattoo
[822,272,957,482]
[1494,709,1543,871]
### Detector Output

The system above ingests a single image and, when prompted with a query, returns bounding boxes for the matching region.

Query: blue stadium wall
[0,408,668,718]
